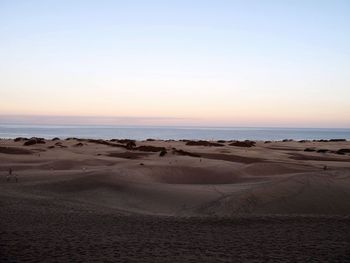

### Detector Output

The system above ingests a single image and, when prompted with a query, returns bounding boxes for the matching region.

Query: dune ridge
[1,138,350,261]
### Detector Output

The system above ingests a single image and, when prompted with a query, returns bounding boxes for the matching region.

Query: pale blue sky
[0,0,349,127]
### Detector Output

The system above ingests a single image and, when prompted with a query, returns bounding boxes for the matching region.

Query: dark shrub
[159,149,167,157]
[336,149,350,155]
[172,148,201,157]
[126,141,136,149]
[229,140,256,147]
[111,139,136,144]
[304,148,316,152]
[186,140,224,147]
[24,139,37,146]
[87,139,125,148]
[54,142,67,148]
[317,149,329,153]
[35,138,46,144]
[14,137,28,142]
[135,145,166,152]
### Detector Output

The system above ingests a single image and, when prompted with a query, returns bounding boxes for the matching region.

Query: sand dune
[1,138,350,261]
[198,171,350,216]
[1,138,350,216]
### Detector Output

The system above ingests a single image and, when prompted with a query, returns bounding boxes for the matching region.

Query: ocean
[0,124,349,141]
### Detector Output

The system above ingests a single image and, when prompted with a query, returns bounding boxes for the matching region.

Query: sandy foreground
[1,138,350,262]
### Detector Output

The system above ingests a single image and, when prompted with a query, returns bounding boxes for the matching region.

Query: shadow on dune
[197,171,350,216]
[107,151,152,159]
[289,153,350,162]
[0,146,33,155]
[146,165,251,184]
[199,153,265,164]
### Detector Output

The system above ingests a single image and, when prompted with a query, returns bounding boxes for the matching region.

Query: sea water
[0,124,349,141]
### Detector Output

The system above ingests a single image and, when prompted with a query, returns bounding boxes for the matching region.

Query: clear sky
[0,0,349,127]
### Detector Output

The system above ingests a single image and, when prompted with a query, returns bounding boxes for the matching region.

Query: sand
[1,138,350,262]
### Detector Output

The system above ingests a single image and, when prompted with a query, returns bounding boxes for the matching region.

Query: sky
[0,0,349,127]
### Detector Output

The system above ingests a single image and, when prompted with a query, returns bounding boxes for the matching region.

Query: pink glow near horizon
[0,114,349,128]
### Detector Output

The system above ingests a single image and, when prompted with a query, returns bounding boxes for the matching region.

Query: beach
[1,138,350,261]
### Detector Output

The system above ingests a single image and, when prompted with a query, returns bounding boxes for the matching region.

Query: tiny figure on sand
[6,168,18,183]
[6,168,12,182]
